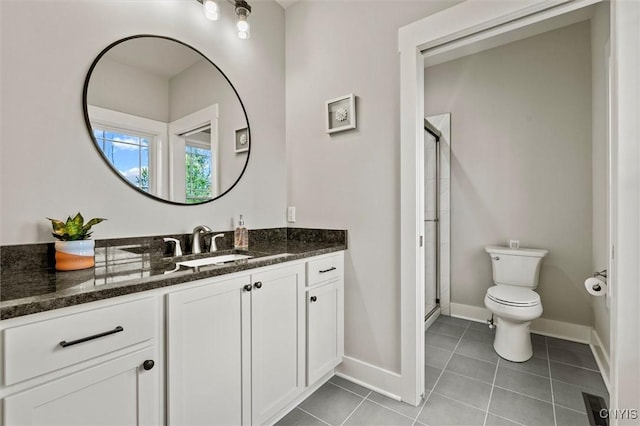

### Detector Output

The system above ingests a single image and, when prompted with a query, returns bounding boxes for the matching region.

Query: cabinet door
[251,264,305,425]
[4,346,157,426]
[307,281,343,385]
[167,275,251,426]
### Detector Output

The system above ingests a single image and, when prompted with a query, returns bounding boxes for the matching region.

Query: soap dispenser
[234,214,248,251]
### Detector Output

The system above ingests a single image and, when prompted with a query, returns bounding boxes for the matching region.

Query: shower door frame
[423,114,451,327]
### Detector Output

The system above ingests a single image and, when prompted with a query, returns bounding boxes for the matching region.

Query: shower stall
[424,117,441,321]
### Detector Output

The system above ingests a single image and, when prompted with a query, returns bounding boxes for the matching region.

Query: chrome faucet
[163,237,183,257]
[210,233,225,252]
[191,225,213,254]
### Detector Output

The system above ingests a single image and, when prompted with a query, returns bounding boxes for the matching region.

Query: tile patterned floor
[276,315,608,426]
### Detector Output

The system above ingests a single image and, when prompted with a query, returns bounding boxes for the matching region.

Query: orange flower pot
[54,240,96,271]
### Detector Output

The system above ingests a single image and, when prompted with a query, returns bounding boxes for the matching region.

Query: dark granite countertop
[0,228,347,320]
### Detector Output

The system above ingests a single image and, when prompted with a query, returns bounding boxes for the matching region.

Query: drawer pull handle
[310,296,318,303]
[319,267,336,274]
[143,360,155,371]
[59,326,124,348]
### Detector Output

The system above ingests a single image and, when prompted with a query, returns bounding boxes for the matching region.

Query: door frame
[398,0,640,411]
[168,105,219,203]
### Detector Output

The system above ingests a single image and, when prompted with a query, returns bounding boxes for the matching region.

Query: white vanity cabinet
[1,297,160,426]
[0,250,344,426]
[305,253,344,385]
[166,262,306,426]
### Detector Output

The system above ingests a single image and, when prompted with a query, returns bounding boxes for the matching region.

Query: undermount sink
[176,254,252,268]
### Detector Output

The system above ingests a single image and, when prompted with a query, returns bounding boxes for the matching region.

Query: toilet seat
[487,286,540,307]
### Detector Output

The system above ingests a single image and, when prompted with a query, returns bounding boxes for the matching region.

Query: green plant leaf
[47,213,106,241]
[47,218,67,234]
[64,219,82,238]
[71,212,85,228]
[81,218,106,234]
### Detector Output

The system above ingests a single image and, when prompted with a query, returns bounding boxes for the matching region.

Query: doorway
[398,0,639,408]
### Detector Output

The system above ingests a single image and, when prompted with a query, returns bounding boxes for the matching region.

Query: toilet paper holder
[594,269,607,279]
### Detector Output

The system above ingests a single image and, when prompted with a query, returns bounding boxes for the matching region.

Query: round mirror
[83,35,250,205]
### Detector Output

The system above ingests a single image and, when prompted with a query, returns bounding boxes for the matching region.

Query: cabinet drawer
[306,254,342,287]
[3,297,156,386]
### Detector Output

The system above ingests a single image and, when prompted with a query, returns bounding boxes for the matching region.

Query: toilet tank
[485,246,548,288]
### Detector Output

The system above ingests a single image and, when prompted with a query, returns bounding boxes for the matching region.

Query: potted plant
[47,213,106,271]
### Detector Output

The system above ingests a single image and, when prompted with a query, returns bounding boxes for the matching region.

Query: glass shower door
[424,127,440,320]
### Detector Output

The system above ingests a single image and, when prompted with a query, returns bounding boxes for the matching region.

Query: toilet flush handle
[492,256,500,261]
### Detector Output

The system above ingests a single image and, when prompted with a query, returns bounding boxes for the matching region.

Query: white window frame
[88,105,168,198]
[168,105,219,203]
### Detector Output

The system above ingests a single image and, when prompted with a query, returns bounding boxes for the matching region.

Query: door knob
[143,360,155,371]
[310,296,318,303]
[254,281,263,289]
[243,284,252,292]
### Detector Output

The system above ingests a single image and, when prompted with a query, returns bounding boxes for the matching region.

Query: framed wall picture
[326,94,356,134]
[235,127,249,153]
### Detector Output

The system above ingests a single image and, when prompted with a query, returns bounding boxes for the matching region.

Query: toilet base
[493,316,533,362]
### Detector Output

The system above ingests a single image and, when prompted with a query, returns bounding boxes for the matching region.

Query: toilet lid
[487,286,540,307]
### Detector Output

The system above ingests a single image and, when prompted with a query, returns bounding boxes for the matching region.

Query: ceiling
[106,37,204,79]
[274,0,299,9]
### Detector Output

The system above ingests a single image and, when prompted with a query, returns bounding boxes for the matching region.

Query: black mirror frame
[82,34,251,206]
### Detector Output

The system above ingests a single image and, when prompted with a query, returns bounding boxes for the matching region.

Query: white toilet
[484,246,548,362]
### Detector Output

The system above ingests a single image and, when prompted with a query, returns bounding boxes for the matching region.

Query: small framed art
[235,127,249,153]
[326,94,356,134]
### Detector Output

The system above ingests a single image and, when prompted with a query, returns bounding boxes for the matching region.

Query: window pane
[94,126,151,193]
[185,145,212,203]
[139,146,149,192]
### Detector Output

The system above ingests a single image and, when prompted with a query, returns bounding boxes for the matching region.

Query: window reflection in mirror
[185,129,214,204]
[83,36,250,205]
[93,127,151,193]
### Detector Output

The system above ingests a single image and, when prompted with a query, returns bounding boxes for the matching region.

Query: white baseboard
[449,302,592,343]
[424,307,441,331]
[530,317,591,343]
[449,302,491,323]
[336,356,402,401]
[265,371,333,426]
[590,329,611,391]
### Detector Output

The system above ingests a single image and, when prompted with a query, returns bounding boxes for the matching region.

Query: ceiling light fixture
[235,0,251,40]
[202,0,219,21]
[197,0,252,40]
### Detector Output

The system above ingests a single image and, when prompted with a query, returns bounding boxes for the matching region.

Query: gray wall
[0,0,285,244]
[286,1,460,373]
[590,3,610,353]
[89,57,170,123]
[170,60,247,193]
[425,22,594,326]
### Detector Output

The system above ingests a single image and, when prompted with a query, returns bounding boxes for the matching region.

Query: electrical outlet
[509,240,520,249]
[287,206,296,223]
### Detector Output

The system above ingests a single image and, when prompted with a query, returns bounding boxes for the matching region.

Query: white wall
[170,60,247,192]
[424,22,594,326]
[286,1,460,373]
[590,2,610,356]
[88,57,170,123]
[0,0,285,244]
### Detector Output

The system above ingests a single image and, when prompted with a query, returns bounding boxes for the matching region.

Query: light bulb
[203,0,219,21]
[236,14,250,39]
